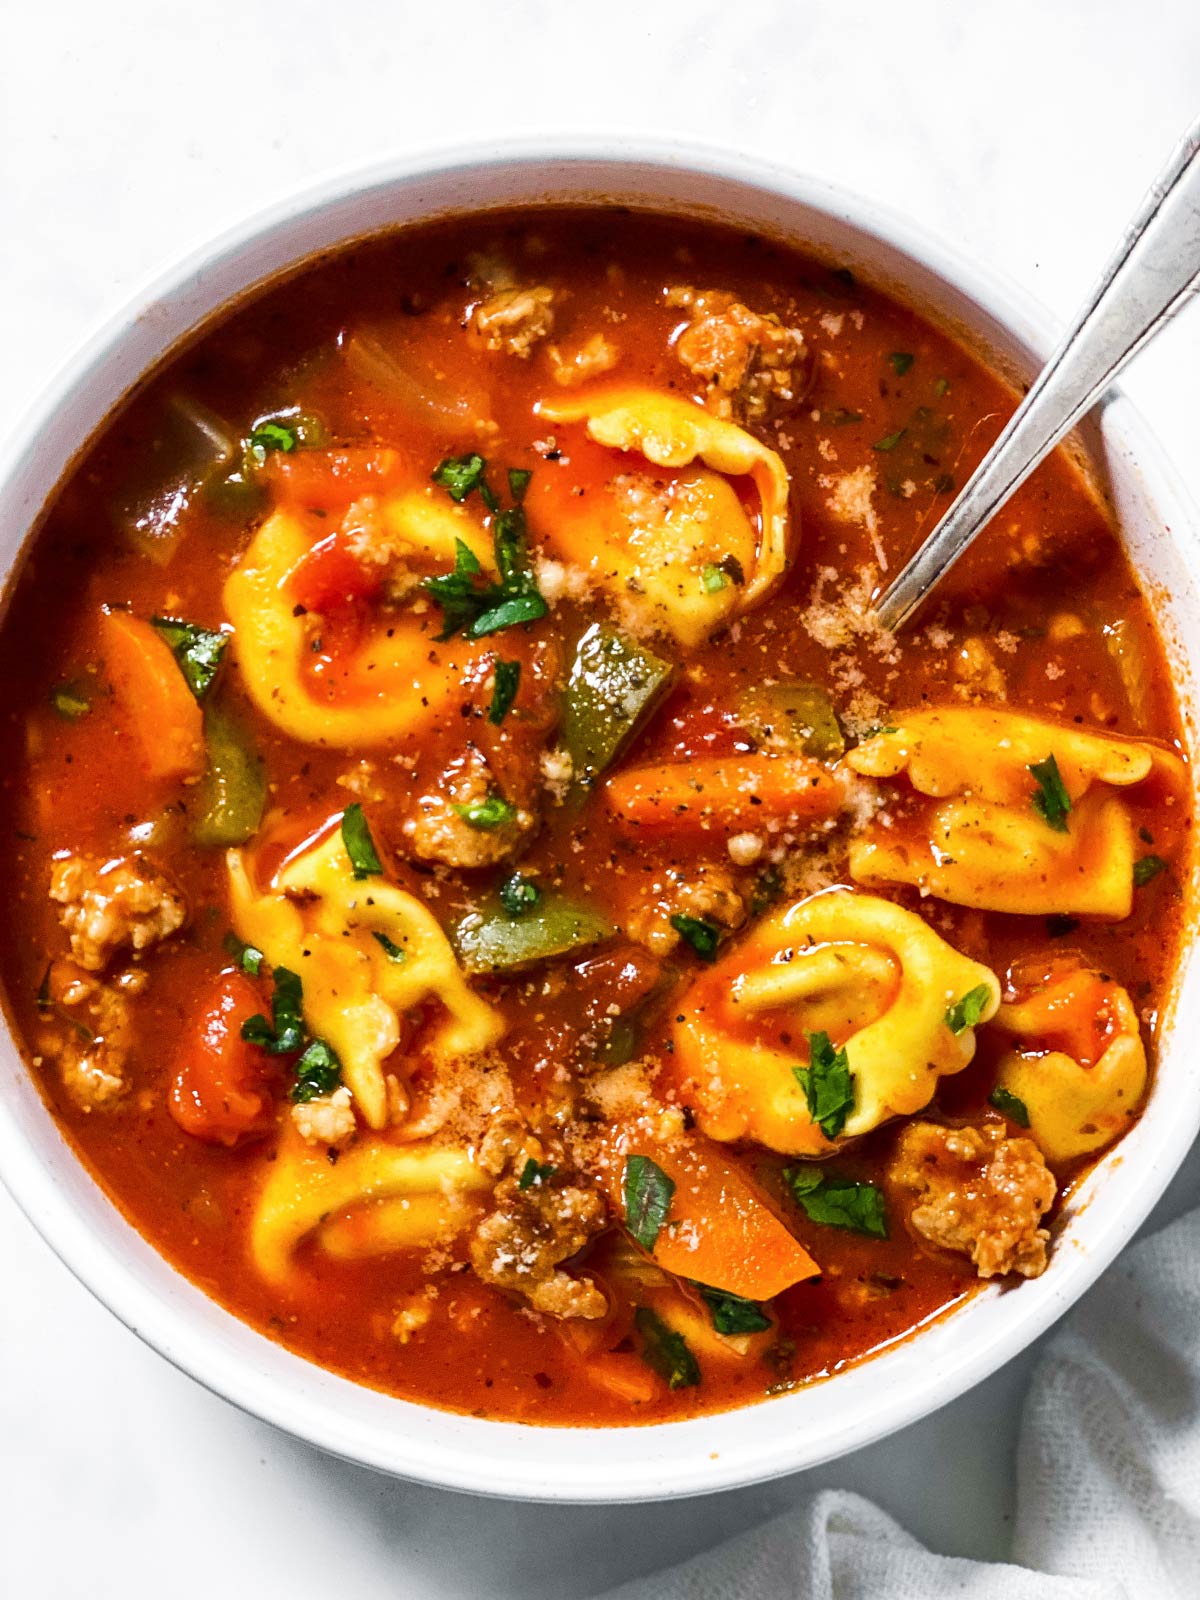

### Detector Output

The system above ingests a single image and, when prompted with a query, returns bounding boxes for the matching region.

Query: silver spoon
[874,116,1200,632]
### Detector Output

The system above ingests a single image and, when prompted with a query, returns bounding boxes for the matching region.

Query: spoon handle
[874,116,1200,632]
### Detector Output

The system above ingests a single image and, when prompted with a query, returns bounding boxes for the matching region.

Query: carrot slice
[597,1127,819,1301]
[605,753,840,835]
[99,607,204,781]
[266,447,407,510]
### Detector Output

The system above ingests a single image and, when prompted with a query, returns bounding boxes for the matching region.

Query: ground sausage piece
[37,962,136,1112]
[667,286,809,423]
[470,1180,607,1319]
[890,1121,1057,1279]
[291,1086,357,1150]
[472,286,556,358]
[405,749,532,869]
[49,851,186,972]
[629,864,748,957]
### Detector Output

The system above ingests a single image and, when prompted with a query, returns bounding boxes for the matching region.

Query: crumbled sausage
[405,749,531,869]
[470,1176,607,1319]
[548,332,620,387]
[49,851,186,972]
[890,1121,1057,1279]
[472,286,556,358]
[628,864,748,956]
[667,286,808,422]
[291,1086,357,1150]
[37,962,133,1112]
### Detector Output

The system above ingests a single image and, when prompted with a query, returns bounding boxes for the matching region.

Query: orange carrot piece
[99,607,205,781]
[605,753,840,835]
[599,1128,820,1301]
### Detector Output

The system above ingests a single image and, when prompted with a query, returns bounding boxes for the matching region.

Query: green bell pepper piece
[562,624,675,791]
[452,891,615,973]
[739,681,845,759]
[192,698,266,846]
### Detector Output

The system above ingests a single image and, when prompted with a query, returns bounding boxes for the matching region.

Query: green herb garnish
[424,491,548,641]
[507,467,532,504]
[695,1284,772,1335]
[888,352,915,375]
[989,1085,1031,1127]
[248,420,298,459]
[291,1038,343,1103]
[934,376,950,396]
[499,872,541,918]
[517,1157,556,1191]
[1030,753,1072,832]
[785,1167,888,1238]
[794,1031,854,1141]
[51,685,91,720]
[635,1306,700,1390]
[372,931,407,963]
[872,428,906,452]
[432,452,489,503]
[670,913,722,962]
[151,617,228,700]
[241,966,305,1055]
[453,795,517,830]
[1134,854,1167,887]
[623,1154,675,1251]
[945,982,992,1035]
[222,931,264,976]
[489,659,521,725]
[701,563,731,593]
[341,802,383,878]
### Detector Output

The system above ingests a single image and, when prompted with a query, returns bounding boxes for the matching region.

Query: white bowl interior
[1,142,1197,1501]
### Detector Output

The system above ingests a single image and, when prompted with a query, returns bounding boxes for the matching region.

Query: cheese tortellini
[536,387,793,648]
[251,1123,491,1285]
[671,888,1000,1156]
[993,969,1147,1163]
[224,492,492,748]
[845,709,1185,918]
[228,830,503,1129]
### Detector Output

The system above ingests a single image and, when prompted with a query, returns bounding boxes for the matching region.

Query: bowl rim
[2,133,1199,1503]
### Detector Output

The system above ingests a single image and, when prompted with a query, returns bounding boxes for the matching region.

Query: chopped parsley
[372,931,407,963]
[670,914,722,962]
[945,982,992,1035]
[499,872,541,918]
[517,1157,556,1191]
[1134,854,1167,887]
[623,1153,674,1251]
[432,452,489,502]
[222,931,264,976]
[695,1284,772,1335]
[151,616,228,700]
[888,351,915,375]
[489,658,521,725]
[453,794,517,830]
[341,802,383,878]
[872,428,906,452]
[794,1030,855,1141]
[51,685,90,720]
[507,467,532,503]
[291,1038,343,1103]
[241,966,306,1055]
[701,563,732,594]
[247,420,298,459]
[785,1167,888,1238]
[424,497,548,641]
[1030,753,1072,832]
[989,1085,1031,1127]
[635,1306,700,1389]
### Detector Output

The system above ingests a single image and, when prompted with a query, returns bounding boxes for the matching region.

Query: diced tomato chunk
[289,531,384,613]
[169,971,278,1146]
[266,446,407,509]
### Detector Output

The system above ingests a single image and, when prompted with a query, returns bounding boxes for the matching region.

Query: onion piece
[343,330,489,433]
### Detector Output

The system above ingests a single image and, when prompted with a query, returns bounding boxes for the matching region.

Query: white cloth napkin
[599,1208,1200,1599]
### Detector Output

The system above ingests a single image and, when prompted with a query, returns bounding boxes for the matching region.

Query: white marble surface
[3,4,1200,1595]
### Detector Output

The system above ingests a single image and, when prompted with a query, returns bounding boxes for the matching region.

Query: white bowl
[1,137,1197,1503]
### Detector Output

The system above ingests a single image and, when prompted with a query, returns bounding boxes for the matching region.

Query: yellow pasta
[671,888,1000,1156]
[536,387,793,647]
[223,495,491,748]
[251,1124,491,1285]
[994,979,1147,1163]
[845,708,1185,917]
[228,831,504,1129]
